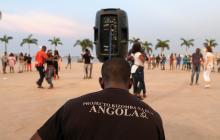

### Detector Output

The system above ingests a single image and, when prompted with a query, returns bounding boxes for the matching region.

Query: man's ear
[128,78,133,89]
[99,77,104,89]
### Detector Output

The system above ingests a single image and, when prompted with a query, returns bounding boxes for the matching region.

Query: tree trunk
[161,48,164,55]
[5,43,7,53]
[186,46,188,55]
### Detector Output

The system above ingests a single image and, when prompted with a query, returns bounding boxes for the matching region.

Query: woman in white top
[131,43,146,99]
[8,53,16,73]
[203,46,215,88]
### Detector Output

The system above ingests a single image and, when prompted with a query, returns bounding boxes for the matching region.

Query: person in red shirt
[35,46,47,88]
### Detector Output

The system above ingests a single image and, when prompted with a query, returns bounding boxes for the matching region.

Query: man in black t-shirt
[31,58,165,140]
[190,48,203,85]
[82,49,93,79]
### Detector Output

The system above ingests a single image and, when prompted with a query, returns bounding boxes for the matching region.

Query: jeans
[36,66,45,86]
[191,65,200,84]
[132,66,146,95]
[45,66,54,85]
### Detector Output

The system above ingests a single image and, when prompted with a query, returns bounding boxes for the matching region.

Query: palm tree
[180,38,194,54]
[155,39,170,54]
[0,35,13,53]
[74,39,93,52]
[141,41,153,54]
[20,34,38,54]
[48,37,62,50]
[204,39,218,48]
[129,37,141,45]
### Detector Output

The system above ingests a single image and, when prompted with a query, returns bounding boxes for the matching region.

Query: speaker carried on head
[94,8,129,62]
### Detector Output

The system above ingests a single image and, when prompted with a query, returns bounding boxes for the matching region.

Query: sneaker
[205,85,210,88]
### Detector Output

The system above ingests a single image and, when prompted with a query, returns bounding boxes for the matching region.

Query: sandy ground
[0,62,220,140]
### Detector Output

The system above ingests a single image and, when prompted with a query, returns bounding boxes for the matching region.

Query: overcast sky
[0,0,220,56]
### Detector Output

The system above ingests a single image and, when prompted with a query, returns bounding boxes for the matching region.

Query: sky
[0,0,220,56]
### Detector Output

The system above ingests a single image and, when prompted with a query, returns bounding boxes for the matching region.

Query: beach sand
[0,62,220,140]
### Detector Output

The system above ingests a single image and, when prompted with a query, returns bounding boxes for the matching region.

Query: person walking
[82,49,93,79]
[65,54,72,69]
[8,53,16,73]
[203,46,215,88]
[190,48,203,85]
[35,46,47,88]
[31,58,165,140]
[131,42,146,99]
[1,52,8,74]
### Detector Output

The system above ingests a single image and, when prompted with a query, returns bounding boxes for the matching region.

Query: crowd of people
[1,52,33,74]
[1,44,218,91]
[127,43,217,99]
[0,45,217,140]
[141,53,202,71]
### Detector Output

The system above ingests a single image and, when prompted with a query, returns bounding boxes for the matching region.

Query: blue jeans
[191,65,200,84]
[132,66,146,95]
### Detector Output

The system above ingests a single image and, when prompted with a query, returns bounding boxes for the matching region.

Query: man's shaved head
[101,58,131,84]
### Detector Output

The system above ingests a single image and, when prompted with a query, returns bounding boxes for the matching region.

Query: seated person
[31,58,165,140]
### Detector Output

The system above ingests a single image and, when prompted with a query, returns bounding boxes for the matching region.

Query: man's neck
[104,83,128,91]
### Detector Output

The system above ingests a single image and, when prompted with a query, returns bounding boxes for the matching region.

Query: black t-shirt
[24,55,28,61]
[192,53,203,66]
[46,57,54,66]
[38,88,165,140]
[27,56,32,64]
[83,53,92,64]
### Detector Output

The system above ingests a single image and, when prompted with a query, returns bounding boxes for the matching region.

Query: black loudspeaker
[94,8,129,62]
